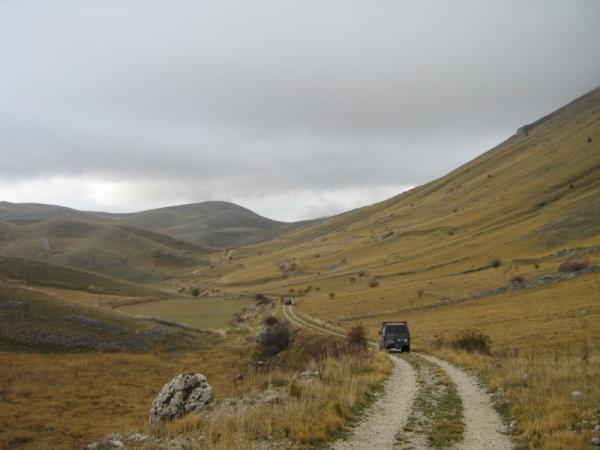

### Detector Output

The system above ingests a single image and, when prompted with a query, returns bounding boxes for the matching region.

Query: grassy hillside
[201,86,599,319]
[186,87,600,449]
[0,255,171,298]
[0,283,214,352]
[0,219,210,283]
[0,200,317,249]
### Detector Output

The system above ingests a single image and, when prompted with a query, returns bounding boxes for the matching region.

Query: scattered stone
[149,373,214,424]
[84,443,99,450]
[261,391,283,405]
[570,391,585,401]
[300,370,319,378]
[126,432,148,443]
[591,436,600,447]
[594,424,600,432]
[107,438,124,449]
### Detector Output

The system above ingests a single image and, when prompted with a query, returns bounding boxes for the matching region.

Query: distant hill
[0,219,210,283]
[0,200,317,249]
[0,255,171,298]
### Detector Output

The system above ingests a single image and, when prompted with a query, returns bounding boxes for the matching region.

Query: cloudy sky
[1,1,599,221]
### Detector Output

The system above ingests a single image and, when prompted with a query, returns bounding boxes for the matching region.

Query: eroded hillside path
[283,305,511,450]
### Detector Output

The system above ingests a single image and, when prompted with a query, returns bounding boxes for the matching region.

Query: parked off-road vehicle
[283,298,293,305]
[378,321,410,352]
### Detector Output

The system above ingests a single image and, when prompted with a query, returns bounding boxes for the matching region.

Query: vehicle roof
[382,321,407,325]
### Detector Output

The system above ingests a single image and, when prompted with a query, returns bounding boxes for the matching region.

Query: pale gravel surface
[285,305,512,450]
[331,355,417,450]
[421,355,512,450]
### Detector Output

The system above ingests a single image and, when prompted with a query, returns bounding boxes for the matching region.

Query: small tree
[511,275,525,284]
[191,288,200,297]
[257,323,290,357]
[488,257,502,268]
[263,315,279,326]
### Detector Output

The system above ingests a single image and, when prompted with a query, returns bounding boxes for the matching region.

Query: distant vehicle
[283,298,293,305]
[378,321,410,352]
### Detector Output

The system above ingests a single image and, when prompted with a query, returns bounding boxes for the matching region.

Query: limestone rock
[570,390,585,401]
[149,373,213,424]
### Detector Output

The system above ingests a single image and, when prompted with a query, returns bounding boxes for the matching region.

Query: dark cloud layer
[1,1,599,220]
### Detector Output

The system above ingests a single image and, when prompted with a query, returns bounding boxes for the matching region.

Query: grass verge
[399,354,464,449]
[432,347,600,450]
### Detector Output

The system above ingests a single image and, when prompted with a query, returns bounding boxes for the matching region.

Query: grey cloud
[1,0,599,219]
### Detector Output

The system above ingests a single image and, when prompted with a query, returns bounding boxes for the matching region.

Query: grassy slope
[0,201,316,249]
[0,283,215,352]
[116,296,254,330]
[188,87,600,449]
[0,219,210,283]
[0,255,171,299]
[200,86,599,326]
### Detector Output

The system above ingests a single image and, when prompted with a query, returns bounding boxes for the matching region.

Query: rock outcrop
[149,373,213,424]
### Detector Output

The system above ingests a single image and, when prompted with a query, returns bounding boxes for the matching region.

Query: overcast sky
[1,1,599,221]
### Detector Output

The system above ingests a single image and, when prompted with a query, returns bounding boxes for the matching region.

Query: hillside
[0,282,214,352]
[0,255,171,299]
[194,86,600,340]
[0,219,210,283]
[0,201,316,249]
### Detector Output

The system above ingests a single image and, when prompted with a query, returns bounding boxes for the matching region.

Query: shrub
[350,277,356,283]
[191,288,200,297]
[256,323,290,357]
[255,294,271,305]
[417,289,425,298]
[263,315,278,326]
[87,285,104,294]
[451,330,491,354]
[511,275,525,284]
[357,271,366,278]
[558,257,589,273]
[329,292,336,299]
[488,257,502,268]
[347,325,368,349]
[431,335,445,349]
[369,279,379,288]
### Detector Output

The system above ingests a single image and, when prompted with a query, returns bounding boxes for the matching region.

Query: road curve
[283,304,512,450]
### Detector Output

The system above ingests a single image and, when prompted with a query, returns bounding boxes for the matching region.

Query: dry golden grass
[0,340,251,450]
[158,350,391,449]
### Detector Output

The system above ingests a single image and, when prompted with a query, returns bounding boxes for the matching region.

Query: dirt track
[283,305,511,450]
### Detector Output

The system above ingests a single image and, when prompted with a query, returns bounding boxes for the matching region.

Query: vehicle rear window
[385,324,408,334]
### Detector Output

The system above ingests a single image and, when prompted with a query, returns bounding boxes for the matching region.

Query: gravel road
[284,306,512,450]
[332,355,417,450]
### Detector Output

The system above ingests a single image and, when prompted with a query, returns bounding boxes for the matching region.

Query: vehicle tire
[405,346,411,353]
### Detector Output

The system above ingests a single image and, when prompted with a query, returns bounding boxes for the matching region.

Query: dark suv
[378,321,411,352]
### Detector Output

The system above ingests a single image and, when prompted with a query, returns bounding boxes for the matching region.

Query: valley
[0,87,599,449]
